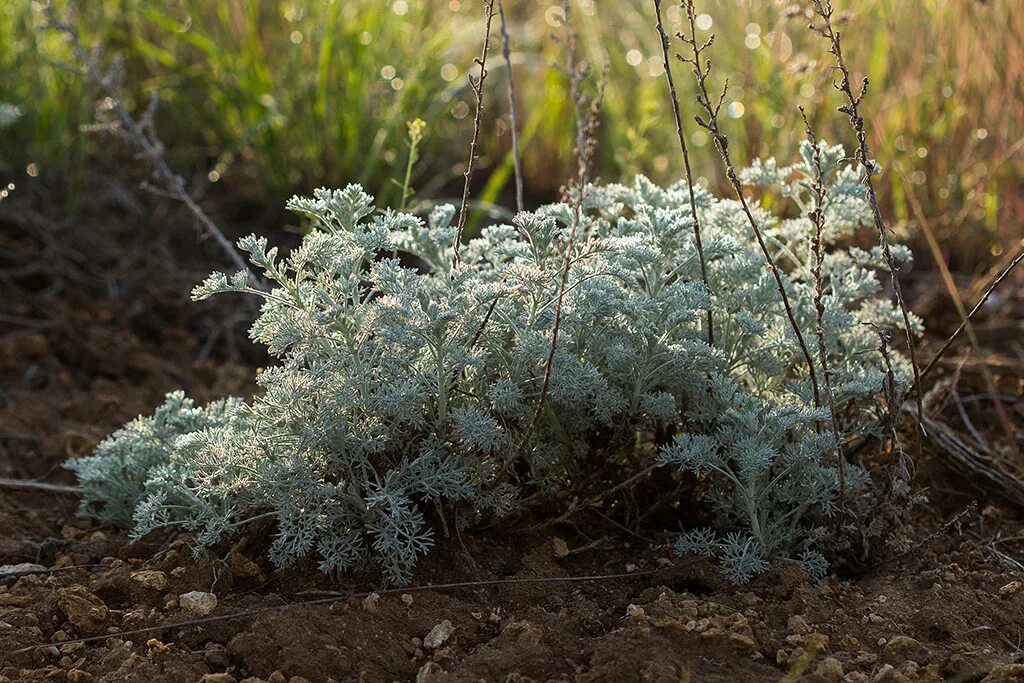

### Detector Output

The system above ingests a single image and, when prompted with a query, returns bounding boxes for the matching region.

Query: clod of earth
[130,569,168,591]
[56,585,110,634]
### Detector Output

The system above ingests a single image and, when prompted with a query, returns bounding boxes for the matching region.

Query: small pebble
[66,670,94,683]
[423,620,455,649]
[198,675,236,683]
[362,592,381,613]
[130,570,168,591]
[625,604,646,621]
[179,591,217,617]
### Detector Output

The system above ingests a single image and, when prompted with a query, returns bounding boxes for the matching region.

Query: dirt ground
[2,179,1024,683]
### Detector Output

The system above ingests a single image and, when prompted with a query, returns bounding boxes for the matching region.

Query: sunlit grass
[499,0,1023,272]
[1,0,1020,270]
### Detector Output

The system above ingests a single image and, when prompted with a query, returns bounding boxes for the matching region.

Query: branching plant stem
[520,2,606,453]
[809,0,923,451]
[652,0,713,345]
[498,0,525,214]
[800,107,846,523]
[41,3,258,286]
[678,0,821,408]
[453,0,497,268]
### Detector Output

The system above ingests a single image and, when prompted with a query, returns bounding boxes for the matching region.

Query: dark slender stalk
[897,165,1017,450]
[869,503,975,571]
[532,464,656,532]
[799,107,846,524]
[469,296,500,351]
[677,0,821,407]
[519,3,606,453]
[916,239,1024,387]
[464,2,519,355]
[652,0,713,346]
[809,0,923,452]
[452,0,497,268]
[869,323,911,484]
[497,0,524,214]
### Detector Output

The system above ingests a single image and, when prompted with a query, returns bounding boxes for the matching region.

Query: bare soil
[2,183,1023,683]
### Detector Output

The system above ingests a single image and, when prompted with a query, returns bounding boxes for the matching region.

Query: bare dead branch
[40,3,259,287]
[870,503,976,571]
[677,0,821,407]
[497,0,525,214]
[868,323,912,485]
[452,0,497,267]
[9,567,671,656]
[917,239,1024,387]
[809,0,923,453]
[799,106,846,523]
[652,0,713,346]
[519,2,607,453]
[0,477,82,495]
[531,464,657,532]
[896,164,1017,450]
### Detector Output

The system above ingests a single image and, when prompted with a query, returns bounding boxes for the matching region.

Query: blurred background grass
[1,0,1021,274]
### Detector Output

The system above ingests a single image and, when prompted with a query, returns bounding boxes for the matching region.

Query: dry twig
[520,2,607,452]
[452,0,497,267]
[531,464,657,532]
[8,568,670,656]
[498,0,525,214]
[809,0,922,450]
[800,107,846,521]
[461,0,520,354]
[0,477,82,495]
[677,0,821,407]
[895,164,1017,449]
[870,502,976,571]
[917,239,1024,386]
[40,3,258,286]
[652,0,713,345]
[911,381,1024,507]
[868,323,912,484]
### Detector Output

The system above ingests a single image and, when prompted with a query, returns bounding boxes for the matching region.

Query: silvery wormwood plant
[67,141,918,584]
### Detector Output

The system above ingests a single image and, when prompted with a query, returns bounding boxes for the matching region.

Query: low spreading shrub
[68,143,916,583]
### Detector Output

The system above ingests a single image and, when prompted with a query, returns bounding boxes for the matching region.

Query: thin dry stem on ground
[6,568,664,657]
